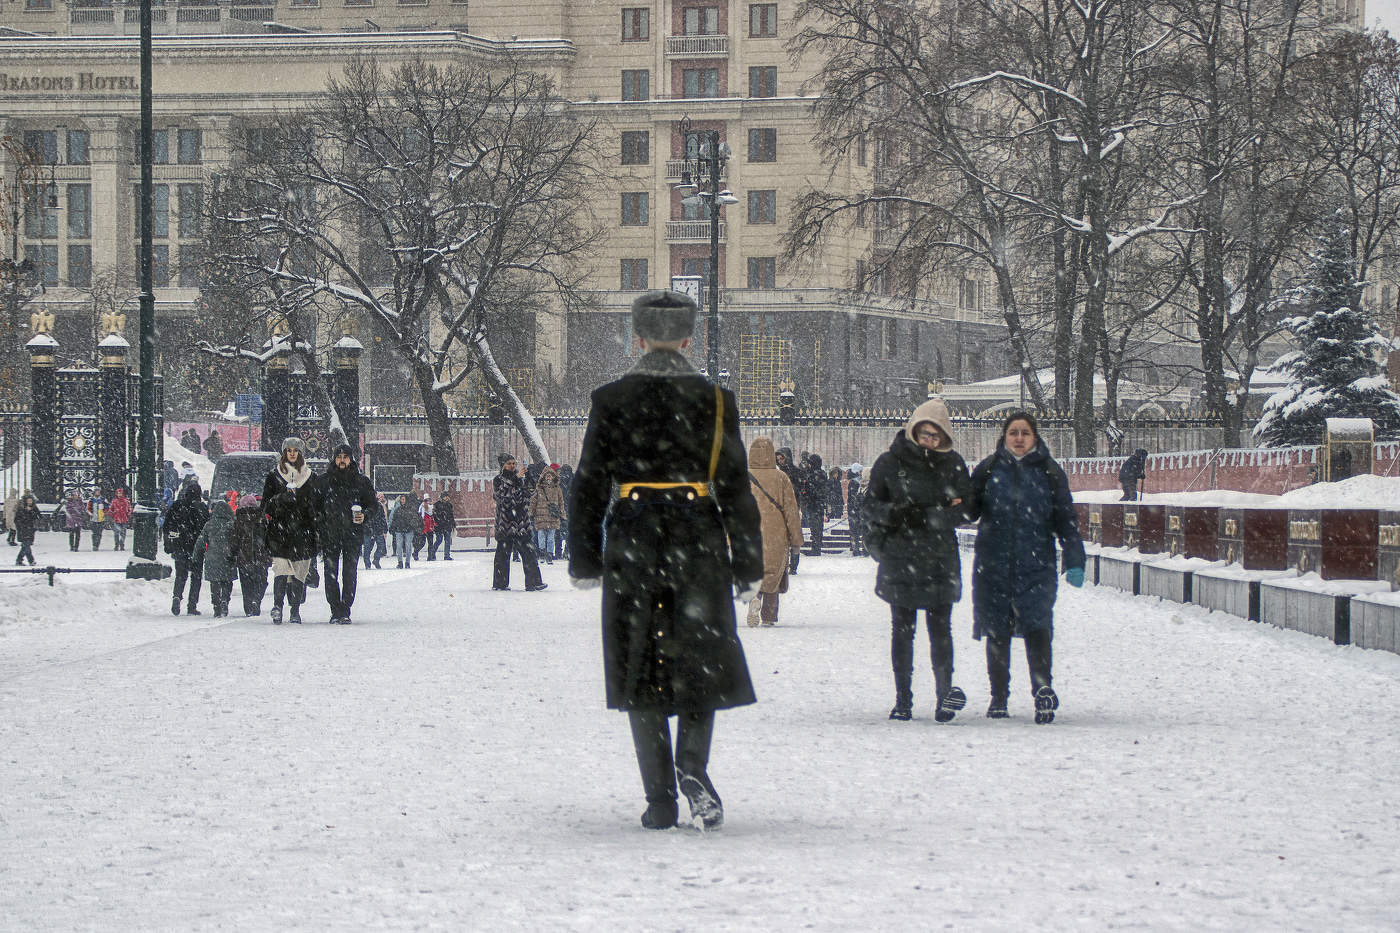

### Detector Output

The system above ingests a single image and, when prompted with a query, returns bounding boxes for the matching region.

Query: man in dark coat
[1118,447,1148,500]
[775,447,801,573]
[430,492,455,561]
[493,454,544,591]
[163,480,209,616]
[569,289,764,832]
[203,429,224,462]
[311,443,379,624]
[798,452,827,556]
[847,463,867,556]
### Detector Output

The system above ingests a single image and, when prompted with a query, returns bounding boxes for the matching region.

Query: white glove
[734,580,760,603]
[570,575,602,591]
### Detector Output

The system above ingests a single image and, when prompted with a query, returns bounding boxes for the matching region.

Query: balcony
[665,159,727,183]
[665,34,729,57]
[666,220,726,243]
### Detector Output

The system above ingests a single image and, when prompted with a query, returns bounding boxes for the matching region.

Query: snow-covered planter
[1097,548,1144,594]
[1350,591,1400,654]
[1138,554,1217,604]
[1259,576,1392,645]
[1380,511,1400,592]
[1193,566,1298,622]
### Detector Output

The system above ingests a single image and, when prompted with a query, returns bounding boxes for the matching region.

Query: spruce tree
[1253,218,1400,447]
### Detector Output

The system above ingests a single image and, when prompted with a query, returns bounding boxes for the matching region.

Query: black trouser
[985,628,1053,701]
[172,551,203,607]
[68,528,82,551]
[890,603,954,709]
[239,565,268,615]
[1120,481,1139,501]
[493,534,541,589]
[803,508,824,555]
[209,580,234,613]
[628,710,715,809]
[322,540,362,618]
[17,541,34,563]
[272,574,306,611]
[849,519,865,555]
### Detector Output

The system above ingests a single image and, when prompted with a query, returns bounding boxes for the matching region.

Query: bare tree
[208,56,604,472]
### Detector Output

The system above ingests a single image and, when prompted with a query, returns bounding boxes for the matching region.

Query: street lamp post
[128,0,165,577]
[674,116,737,381]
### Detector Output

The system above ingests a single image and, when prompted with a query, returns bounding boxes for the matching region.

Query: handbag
[548,503,562,519]
[305,563,320,588]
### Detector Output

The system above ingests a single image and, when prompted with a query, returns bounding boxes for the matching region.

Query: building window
[959,277,979,310]
[682,257,712,280]
[621,131,650,165]
[66,130,90,166]
[133,184,170,238]
[622,7,649,40]
[152,244,170,288]
[621,192,649,226]
[621,258,649,289]
[747,256,776,288]
[177,128,202,165]
[67,184,90,238]
[24,0,53,9]
[749,66,777,98]
[23,130,58,165]
[747,189,776,224]
[748,128,777,162]
[682,68,720,99]
[750,3,777,37]
[880,318,897,360]
[681,196,705,221]
[682,5,718,34]
[178,183,203,238]
[621,69,650,101]
[24,245,58,287]
[178,245,203,287]
[67,245,92,289]
[23,184,58,238]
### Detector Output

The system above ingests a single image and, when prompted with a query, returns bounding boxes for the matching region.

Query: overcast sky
[1369,0,1400,33]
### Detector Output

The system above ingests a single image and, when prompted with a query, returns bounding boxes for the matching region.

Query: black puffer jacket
[865,402,971,609]
[263,460,318,561]
[162,483,209,558]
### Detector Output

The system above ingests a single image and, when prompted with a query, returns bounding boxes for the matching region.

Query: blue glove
[1065,567,1085,588]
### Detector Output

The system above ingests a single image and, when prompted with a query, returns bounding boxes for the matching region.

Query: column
[27,327,59,503]
[261,338,291,452]
[333,330,363,455]
[99,331,130,496]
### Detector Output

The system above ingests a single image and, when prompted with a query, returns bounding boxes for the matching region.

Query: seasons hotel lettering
[0,73,138,92]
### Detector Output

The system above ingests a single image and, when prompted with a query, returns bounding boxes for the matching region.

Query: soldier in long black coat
[569,290,763,832]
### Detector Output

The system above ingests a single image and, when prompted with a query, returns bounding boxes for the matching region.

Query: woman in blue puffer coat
[967,411,1085,724]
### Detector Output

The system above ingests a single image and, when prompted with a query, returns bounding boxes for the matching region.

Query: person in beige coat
[530,465,566,565]
[746,437,803,626]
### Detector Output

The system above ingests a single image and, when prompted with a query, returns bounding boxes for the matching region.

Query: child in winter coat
[13,493,40,566]
[865,398,972,723]
[194,500,237,617]
[109,489,132,551]
[529,467,566,565]
[4,489,19,546]
[87,492,109,551]
[231,494,271,616]
[968,411,1086,723]
[62,490,87,552]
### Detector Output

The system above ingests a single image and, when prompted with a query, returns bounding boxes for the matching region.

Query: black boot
[629,712,678,830]
[288,579,304,623]
[985,634,1012,716]
[271,576,286,624]
[171,597,181,616]
[890,608,915,720]
[675,712,722,830]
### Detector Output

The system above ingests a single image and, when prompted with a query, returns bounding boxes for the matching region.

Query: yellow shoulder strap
[708,384,724,483]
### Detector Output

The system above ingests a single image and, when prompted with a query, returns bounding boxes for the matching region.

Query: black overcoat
[262,464,318,561]
[968,439,1086,640]
[568,350,763,714]
[493,470,532,540]
[312,457,379,549]
[162,485,209,558]
[864,431,971,609]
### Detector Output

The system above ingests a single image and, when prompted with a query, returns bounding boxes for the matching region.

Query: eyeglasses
[915,430,941,441]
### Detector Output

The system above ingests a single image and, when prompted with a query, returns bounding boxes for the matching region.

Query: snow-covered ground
[3,543,1400,930]
[1074,473,1400,507]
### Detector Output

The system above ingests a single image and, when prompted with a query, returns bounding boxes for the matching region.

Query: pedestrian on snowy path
[430,492,455,561]
[262,436,318,624]
[797,453,828,556]
[5,488,19,546]
[311,443,378,624]
[1118,447,1148,501]
[195,499,237,617]
[62,490,86,552]
[109,488,132,551]
[827,466,845,519]
[529,465,565,565]
[363,492,389,569]
[554,464,573,559]
[388,495,417,568]
[846,464,867,556]
[231,493,270,616]
[968,411,1085,724]
[87,490,109,551]
[493,453,544,590]
[745,437,802,628]
[865,398,972,723]
[775,447,801,574]
[13,493,40,565]
[569,289,763,832]
[164,480,209,616]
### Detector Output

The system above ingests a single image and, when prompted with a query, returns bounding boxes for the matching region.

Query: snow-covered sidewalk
[2,552,1398,930]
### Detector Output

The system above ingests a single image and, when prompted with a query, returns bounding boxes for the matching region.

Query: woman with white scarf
[261,437,319,624]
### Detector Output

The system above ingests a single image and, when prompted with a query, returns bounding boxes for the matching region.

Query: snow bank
[165,433,216,491]
[1074,474,1400,509]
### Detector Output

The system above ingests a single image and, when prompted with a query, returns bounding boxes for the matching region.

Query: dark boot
[675,711,722,830]
[890,607,915,720]
[629,712,678,830]
[929,605,963,722]
[985,633,1012,714]
[288,579,304,623]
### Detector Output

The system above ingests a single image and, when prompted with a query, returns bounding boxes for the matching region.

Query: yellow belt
[618,481,711,499]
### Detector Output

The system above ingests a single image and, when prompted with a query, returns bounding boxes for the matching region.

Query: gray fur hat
[281,436,308,458]
[631,290,697,342]
[497,451,515,466]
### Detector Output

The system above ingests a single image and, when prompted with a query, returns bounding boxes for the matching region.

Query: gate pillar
[99,332,130,496]
[26,316,58,503]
